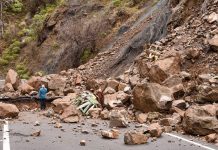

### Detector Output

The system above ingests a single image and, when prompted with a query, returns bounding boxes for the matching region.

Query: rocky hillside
[0,0,160,78]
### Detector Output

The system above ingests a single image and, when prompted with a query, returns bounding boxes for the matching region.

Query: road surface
[0,111,217,150]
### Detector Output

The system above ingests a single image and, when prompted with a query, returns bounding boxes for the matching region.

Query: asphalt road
[0,112,217,150]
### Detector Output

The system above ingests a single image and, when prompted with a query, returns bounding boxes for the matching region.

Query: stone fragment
[5,69,20,90]
[205,133,217,143]
[27,76,48,90]
[88,108,101,119]
[100,109,110,120]
[133,83,173,113]
[109,109,129,128]
[18,83,34,94]
[80,140,86,146]
[31,130,41,137]
[135,113,147,124]
[0,102,19,118]
[54,122,62,128]
[148,123,163,137]
[208,35,218,51]
[101,129,119,139]
[124,131,149,145]
[4,83,14,92]
[183,104,218,135]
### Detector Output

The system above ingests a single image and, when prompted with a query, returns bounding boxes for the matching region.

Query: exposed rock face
[124,131,149,145]
[0,102,19,118]
[133,83,173,112]
[109,109,129,128]
[5,69,20,90]
[183,105,218,136]
[208,35,218,51]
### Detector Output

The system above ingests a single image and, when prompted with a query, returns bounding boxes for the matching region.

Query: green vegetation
[0,40,21,66]
[16,63,30,79]
[10,0,23,13]
[0,0,63,74]
[113,0,122,7]
[81,48,92,64]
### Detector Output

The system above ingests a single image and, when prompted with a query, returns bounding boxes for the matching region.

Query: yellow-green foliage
[10,0,23,13]
[0,40,21,66]
[16,63,30,79]
[81,48,92,64]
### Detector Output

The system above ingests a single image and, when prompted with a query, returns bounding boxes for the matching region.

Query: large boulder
[60,105,80,123]
[4,83,14,92]
[0,102,19,118]
[48,75,67,95]
[183,104,218,135]
[27,76,48,90]
[154,55,181,75]
[147,123,163,137]
[5,69,20,90]
[208,35,218,51]
[199,87,218,103]
[18,83,34,94]
[52,96,71,114]
[133,83,173,113]
[109,109,129,128]
[124,131,149,145]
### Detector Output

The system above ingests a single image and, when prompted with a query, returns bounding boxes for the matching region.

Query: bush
[10,0,23,13]
[113,0,122,7]
[16,63,30,79]
[81,48,92,64]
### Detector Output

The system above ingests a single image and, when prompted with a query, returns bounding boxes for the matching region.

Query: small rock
[81,130,89,134]
[34,121,40,126]
[80,140,86,146]
[31,130,41,137]
[135,113,147,124]
[101,129,119,139]
[54,123,62,128]
[148,123,163,137]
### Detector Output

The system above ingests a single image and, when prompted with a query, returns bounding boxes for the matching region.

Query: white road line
[142,124,216,150]
[165,133,216,150]
[3,121,10,150]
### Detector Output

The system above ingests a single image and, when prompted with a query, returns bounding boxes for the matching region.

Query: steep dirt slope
[19,0,151,75]
[80,0,172,79]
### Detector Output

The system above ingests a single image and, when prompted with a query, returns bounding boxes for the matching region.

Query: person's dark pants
[39,98,46,110]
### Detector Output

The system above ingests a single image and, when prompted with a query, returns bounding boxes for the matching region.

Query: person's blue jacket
[39,87,47,99]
